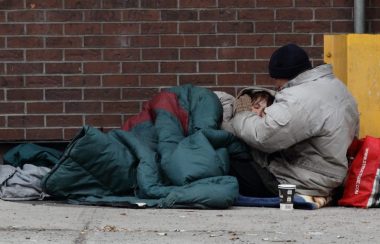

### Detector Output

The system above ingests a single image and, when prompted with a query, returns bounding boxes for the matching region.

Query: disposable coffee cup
[278,184,296,210]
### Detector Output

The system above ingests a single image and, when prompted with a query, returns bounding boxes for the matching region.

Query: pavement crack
[74,221,90,244]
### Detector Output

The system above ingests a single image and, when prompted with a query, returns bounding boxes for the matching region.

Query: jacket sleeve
[231,98,312,153]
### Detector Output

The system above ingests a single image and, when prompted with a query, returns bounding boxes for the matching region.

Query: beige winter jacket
[231,64,359,196]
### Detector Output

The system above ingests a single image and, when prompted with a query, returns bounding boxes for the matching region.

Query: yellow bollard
[324,34,380,138]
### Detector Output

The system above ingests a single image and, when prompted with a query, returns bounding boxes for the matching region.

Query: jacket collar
[281,64,333,89]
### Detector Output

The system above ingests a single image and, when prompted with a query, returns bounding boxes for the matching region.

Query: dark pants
[230,157,279,197]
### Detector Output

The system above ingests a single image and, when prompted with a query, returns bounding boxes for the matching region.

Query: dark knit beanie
[268,44,312,79]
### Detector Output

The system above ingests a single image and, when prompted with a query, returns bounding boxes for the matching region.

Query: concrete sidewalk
[0,200,378,244]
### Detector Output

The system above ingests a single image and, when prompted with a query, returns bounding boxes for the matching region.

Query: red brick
[179,75,216,86]
[333,0,354,7]
[7,89,43,101]
[0,76,24,87]
[84,88,121,100]
[65,49,101,61]
[180,48,216,60]
[256,0,293,7]
[8,11,45,22]
[47,115,83,127]
[8,37,43,48]
[26,0,63,8]
[27,49,63,61]
[103,49,140,61]
[27,102,64,114]
[46,63,82,74]
[200,9,236,21]
[7,63,43,74]
[85,10,122,21]
[27,24,63,35]
[0,24,24,35]
[64,76,101,87]
[304,47,323,59]
[367,8,380,19]
[8,116,45,128]
[65,101,101,113]
[0,129,25,140]
[199,35,236,47]
[103,0,138,8]
[160,62,196,73]
[141,23,177,34]
[140,75,177,87]
[103,23,140,35]
[65,23,101,35]
[238,9,274,20]
[25,76,63,87]
[180,23,216,34]
[123,10,160,21]
[103,102,140,113]
[237,61,268,73]
[237,34,274,46]
[275,34,311,46]
[162,10,198,21]
[46,37,82,48]
[122,62,158,73]
[0,116,5,127]
[277,9,313,20]
[218,48,255,59]
[102,75,139,87]
[294,21,331,33]
[314,34,324,46]
[122,88,159,100]
[26,129,63,140]
[218,74,254,86]
[180,0,216,8]
[256,47,277,59]
[218,22,253,33]
[199,61,235,73]
[332,21,354,33]
[85,115,122,127]
[255,74,276,86]
[142,49,178,60]
[0,102,24,113]
[315,8,352,20]
[256,22,292,33]
[84,36,131,48]
[295,0,331,7]
[372,21,380,33]
[0,50,24,61]
[65,0,101,8]
[45,89,82,100]
[64,128,82,140]
[160,35,198,47]
[83,62,120,74]
[219,0,254,7]
[46,11,82,22]
[141,0,177,8]
[0,0,24,9]
[130,36,159,47]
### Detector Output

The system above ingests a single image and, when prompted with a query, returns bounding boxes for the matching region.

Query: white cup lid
[278,184,296,189]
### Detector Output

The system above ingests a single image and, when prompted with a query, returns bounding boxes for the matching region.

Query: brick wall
[0,0,379,141]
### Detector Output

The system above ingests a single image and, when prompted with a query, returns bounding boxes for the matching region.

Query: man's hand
[234,94,252,114]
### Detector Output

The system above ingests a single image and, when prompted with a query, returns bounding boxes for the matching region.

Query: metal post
[354,0,365,33]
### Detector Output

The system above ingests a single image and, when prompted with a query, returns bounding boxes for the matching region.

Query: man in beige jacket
[229,44,359,202]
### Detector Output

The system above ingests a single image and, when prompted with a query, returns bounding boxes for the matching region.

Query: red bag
[339,136,380,208]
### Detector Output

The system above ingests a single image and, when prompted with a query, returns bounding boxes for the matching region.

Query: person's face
[274,78,288,90]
